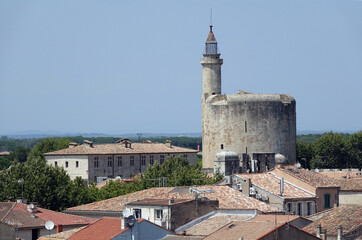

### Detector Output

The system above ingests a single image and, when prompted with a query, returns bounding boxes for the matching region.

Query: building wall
[315,188,339,212]
[339,191,362,205]
[46,155,89,180]
[285,200,316,216]
[202,93,296,169]
[47,152,197,182]
[170,199,219,231]
[125,205,170,229]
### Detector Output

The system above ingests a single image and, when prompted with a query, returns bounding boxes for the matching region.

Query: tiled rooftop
[0,202,95,229]
[319,171,362,179]
[234,173,316,199]
[67,217,144,240]
[38,227,85,240]
[273,165,340,188]
[126,198,193,206]
[67,185,280,213]
[45,142,198,156]
[202,221,285,240]
[184,215,251,236]
[160,236,202,240]
[336,178,362,191]
[303,205,362,236]
[248,214,300,223]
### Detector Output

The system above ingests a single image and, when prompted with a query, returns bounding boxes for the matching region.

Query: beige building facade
[45,139,198,182]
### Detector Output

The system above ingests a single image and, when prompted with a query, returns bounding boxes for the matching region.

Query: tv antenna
[45,221,54,235]
[210,8,213,26]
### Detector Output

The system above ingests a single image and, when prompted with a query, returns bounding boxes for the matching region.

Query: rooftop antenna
[210,8,213,26]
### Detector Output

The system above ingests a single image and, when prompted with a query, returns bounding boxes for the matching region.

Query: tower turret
[201,25,223,100]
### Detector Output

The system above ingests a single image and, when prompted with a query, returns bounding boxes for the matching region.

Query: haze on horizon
[1,0,361,135]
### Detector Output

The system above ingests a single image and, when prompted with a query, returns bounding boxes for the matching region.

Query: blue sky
[0,0,361,135]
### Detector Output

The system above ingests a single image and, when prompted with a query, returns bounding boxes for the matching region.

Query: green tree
[0,156,11,170]
[28,138,70,161]
[141,156,222,189]
[296,141,314,169]
[311,132,348,169]
[0,159,73,211]
[7,147,30,163]
[345,131,362,168]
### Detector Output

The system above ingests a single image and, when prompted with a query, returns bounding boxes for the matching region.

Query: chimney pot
[337,225,343,240]
[316,224,322,238]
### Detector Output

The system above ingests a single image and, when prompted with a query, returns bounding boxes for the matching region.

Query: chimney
[83,140,93,148]
[242,179,251,196]
[68,142,78,148]
[337,225,342,240]
[27,202,38,213]
[165,140,172,148]
[316,225,322,238]
[321,230,327,240]
[56,224,63,233]
[121,216,127,229]
[118,139,131,148]
[280,177,284,196]
[16,198,27,204]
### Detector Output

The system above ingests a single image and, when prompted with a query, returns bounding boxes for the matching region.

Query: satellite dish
[45,221,54,230]
[122,209,130,218]
[296,163,301,169]
[315,168,319,172]
[126,215,136,227]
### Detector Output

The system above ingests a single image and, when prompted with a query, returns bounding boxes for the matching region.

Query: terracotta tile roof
[319,171,362,179]
[0,202,95,229]
[161,236,202,240]
[127,198,193,206]
[303,205,362,236]
[336,178,362,191]
[44,142,198,156]
[248,214,300,223]
[203,221,285,240]
[273,166,340,188]
[96,175,140,189]
[67,217,143,240]
[234,173,316,199]
[184,215,251,236]
[0,151,10,156]
[67,186,280,213]
[38,227,85,240]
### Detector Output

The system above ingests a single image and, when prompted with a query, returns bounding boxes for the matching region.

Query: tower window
[221,144,224,150]
[54,161,58,167]
[245,121,247,133]
[76,161,79,168]
[65,161,68,168]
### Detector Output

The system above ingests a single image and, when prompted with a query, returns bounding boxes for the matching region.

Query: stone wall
[202,92,296,169]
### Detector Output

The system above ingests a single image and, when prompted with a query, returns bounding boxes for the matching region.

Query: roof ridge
[1,202,16,222]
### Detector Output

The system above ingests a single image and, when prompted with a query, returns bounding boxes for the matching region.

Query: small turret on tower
[204,25,219,56]
[201,25,223,99]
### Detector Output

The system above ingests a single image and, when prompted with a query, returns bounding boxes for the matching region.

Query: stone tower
[201,26,297,173]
